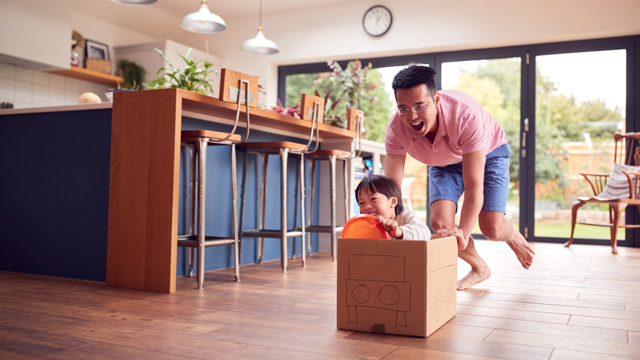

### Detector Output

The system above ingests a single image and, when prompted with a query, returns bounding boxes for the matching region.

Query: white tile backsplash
[16,68,33,83]
[0,63,110,109]
[0,64,14,80]
[32,71,49,86]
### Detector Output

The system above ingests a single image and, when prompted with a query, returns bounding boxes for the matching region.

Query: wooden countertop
[1,89,357,141]
[162,88,356,140]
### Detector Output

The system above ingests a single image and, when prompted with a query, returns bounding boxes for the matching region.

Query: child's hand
[377,215,403,239]
[437,226,468,249]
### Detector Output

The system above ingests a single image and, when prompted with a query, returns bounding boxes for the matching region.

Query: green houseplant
[313,60,377,128]
[116,59,145,90]
[146,48,217,95]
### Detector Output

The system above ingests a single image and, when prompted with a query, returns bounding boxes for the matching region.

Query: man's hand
[377,215,403,239]
[437,226,468,249]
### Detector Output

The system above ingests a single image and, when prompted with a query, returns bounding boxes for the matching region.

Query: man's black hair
[391,64,437,98]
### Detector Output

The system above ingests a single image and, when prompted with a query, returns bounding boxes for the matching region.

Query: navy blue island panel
[0,107,321,282]
[0,109,112,281]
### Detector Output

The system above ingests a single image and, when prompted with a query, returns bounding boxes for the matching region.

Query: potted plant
[145,48,216,95]
[116,59,145,90]
[105,59,146,102]
[312,60,377,128]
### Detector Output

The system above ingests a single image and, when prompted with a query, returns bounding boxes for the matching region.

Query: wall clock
[362,5,392,37]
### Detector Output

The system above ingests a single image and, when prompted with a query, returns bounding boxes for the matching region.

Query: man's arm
[384,154,407,188]
[459,149,486,241]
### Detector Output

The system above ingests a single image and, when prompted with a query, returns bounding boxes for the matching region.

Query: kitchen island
[0,89,358,293]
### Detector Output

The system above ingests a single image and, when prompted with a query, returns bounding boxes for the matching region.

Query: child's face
[357,189,397,220]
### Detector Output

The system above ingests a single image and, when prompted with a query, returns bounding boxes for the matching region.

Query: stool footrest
[178,235,237,247]
[303,225,344,233]
[241,229,304,238]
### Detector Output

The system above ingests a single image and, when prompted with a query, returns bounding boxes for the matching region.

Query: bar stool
[238,94,324,272]
[301,108,364,261]
[177,69,257,289]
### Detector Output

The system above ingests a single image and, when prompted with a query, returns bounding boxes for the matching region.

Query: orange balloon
[341,214,392,239]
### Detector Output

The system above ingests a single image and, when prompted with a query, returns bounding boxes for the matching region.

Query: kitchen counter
[1,89,363,293]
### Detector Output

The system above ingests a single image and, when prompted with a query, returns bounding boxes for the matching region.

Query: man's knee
[479,215,511,240]
[430,214,455,232]
[430,200,457,231]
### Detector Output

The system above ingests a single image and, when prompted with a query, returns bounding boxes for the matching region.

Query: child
[355,175,431,240]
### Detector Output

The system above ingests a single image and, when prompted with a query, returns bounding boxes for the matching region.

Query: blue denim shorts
[428,143,511,213]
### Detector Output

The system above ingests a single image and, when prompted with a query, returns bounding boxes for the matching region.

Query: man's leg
[478,211,535,269]
[430,200,491,290]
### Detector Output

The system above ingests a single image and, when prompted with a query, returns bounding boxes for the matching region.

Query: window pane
[441,58,522,233]
[535,49,626,240]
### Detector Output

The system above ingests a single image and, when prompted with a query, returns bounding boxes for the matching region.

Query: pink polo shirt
[385,90,507,167]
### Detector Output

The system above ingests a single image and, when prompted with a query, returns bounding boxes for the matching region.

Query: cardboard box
[85,58,112,74]
[337,236,457,337]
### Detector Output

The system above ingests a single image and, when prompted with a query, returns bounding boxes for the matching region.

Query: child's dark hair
[392,64,437,99]
[355,175,404,216]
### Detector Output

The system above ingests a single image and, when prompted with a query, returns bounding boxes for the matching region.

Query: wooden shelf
[50,67,124,87]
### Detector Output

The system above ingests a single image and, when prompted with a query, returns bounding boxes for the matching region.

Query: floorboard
[2,241,640,359]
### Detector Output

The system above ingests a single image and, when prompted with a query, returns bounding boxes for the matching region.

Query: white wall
[1,0,639,109]
[214,0,640,106]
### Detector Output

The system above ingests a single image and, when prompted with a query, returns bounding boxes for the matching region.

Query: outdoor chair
[565,132,640,254]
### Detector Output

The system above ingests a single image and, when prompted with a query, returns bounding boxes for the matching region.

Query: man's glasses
[397,105,427,116]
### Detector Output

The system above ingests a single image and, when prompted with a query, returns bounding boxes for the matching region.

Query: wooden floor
[2,240,640,359]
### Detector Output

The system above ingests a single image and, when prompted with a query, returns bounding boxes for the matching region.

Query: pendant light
[110,0,157,5]
[241,0,279,55]
[181,0,227,34]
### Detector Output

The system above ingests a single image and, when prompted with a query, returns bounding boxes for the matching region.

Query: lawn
[472,222,623,240]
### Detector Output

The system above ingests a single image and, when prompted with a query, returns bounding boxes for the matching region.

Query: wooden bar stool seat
[181,130,241,143]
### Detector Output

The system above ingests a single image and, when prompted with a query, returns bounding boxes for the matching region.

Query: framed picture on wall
[85,39,110,61]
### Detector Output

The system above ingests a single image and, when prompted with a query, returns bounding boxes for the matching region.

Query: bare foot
[457,266,491,290]
[506,234,535,269]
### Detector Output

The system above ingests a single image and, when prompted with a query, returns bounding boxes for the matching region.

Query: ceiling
[149,0,352,18]
[72,0,352,36]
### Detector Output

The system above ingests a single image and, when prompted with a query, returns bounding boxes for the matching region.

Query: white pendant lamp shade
[241,0,279,55]
[241,27,279,55]
[181,1,227,34]
[110,0,157,5]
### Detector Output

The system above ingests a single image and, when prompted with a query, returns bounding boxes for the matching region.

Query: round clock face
[362,5,392,37]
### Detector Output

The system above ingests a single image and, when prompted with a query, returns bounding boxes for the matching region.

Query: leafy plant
[313,87,347,127]
[146,48,216,95]
[312,60,378,127]
[326,60,376,107]
[116,59,145,90]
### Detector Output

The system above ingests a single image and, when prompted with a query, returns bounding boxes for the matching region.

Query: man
[384,65,535,290]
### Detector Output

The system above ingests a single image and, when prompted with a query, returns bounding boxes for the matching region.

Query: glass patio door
[440,57,523,235]
[532,49,627,241]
